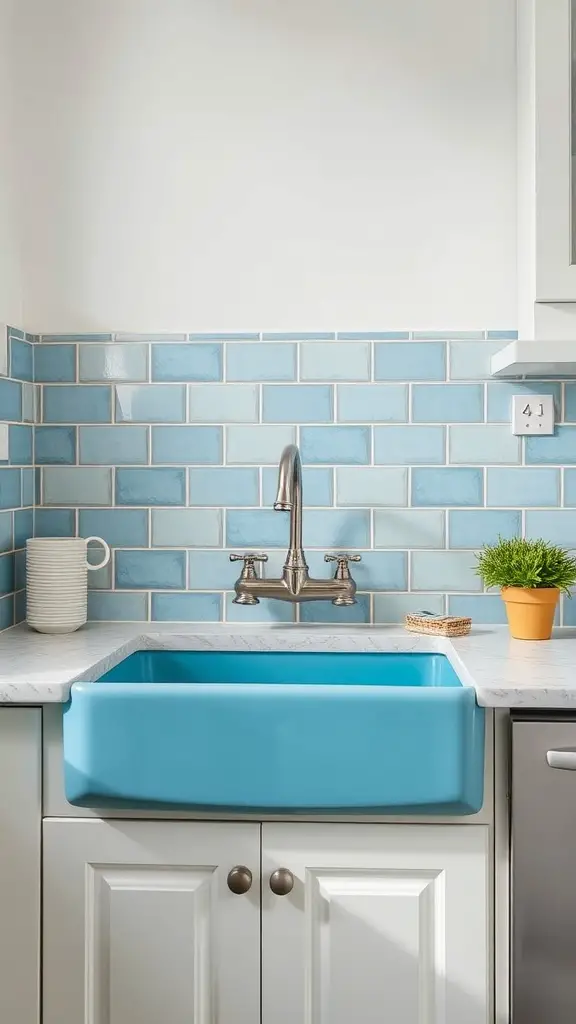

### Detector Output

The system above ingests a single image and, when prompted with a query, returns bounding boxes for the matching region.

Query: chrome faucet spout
[274,444,306,568]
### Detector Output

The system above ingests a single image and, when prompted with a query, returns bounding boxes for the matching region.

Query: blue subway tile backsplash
[4,326,576,631]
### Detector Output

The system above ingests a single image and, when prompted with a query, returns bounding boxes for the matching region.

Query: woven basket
[404,613,472,637]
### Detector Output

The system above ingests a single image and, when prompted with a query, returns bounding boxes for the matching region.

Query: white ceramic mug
[26,537,111,634]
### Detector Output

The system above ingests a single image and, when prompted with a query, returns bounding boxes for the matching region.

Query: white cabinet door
[262,823,490,1024]
[43,819,260,1024]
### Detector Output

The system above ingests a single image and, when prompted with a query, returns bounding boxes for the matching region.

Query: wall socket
[512,394,555,435]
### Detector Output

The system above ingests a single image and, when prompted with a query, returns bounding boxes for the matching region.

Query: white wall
[15,0,517,333]
[0,0,22,328]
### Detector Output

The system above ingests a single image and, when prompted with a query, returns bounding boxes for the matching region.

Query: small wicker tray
[404,612,472,637]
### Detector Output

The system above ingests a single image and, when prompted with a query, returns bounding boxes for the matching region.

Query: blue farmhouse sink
[63,650,485,813]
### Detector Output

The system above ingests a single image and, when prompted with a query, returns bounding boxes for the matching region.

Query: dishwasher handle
[547,748,576,770]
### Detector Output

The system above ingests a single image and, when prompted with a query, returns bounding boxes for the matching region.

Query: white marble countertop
[0,621,575,708]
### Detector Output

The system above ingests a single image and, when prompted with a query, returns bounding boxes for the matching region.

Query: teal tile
[188,332,258,341]
[41,333,112,342]
[0,469,21,509]
[35,426,76,465]
[300,426,370,465]
[0,379,21,421]
[9,338,33,381]
[43,467,112,506]
[116,550,186,589]
[337,331,409,340]
[411,551,481,591]
[525,511,576,548]
[374,342,446,381]
[526,427,576,464]
[374,593,445,623]
[374,509,445,548]
[487,381,561,423]
[336,468,407,506]
[44,385,111,423]
[449,340,506,380]
[226,426,295,464]
[151,344,222,382]
[262,467,333,507]
[35,508,75,537]
[0,595,14,631]
[87,592,148,621]
[9,425,34,465]
[487,468,560,507]
[412,384,483,422]
[151,509,222,547]
[412,468,483,507]
[227,344,296,381]
[337,384,408,423]
[188,468,258,506]
[412,331,484,340]
[564,384,576,421]
[0,553,15,596]
[449,510,521,548]
[34,345,76,382]
[449,425,520,464]
[262,385,333,423]
[80,344,148,382]
[0,512,12,552]
[447,594,507,623]
[13,508,33,549]
[300,342,370,382]
[152,426,222,465]
[374,426,445,465]
[79,509,148,548]
[116,468,185,506]
[152,593,222,621]
[115,384,186,423]
[262,332,334,340]
[188,384,258,422]
[79,426,148,465]
[21,469,33,507]
[486,330,518,340]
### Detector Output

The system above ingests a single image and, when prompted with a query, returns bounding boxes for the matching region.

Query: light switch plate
[0,325,7,376]
[512,394,555,435]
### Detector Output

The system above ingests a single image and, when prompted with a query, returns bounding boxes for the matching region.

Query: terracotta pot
[501,587,560,640]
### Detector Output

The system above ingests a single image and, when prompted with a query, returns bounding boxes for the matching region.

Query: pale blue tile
[44,385,111,423]
[449,425,520,464]
[41,333,112,342]
[79,426,148,465]
[374,593,445,623]
[525,511,576,548]
[151,509,222,547]
[9,425,34,465]
[412,468,483,507]
[262,331,334,341]
[486,330,518,340]
[447,594,507,623]
[117,333,186,342]
[88,592,148,621]
[413,331,484,340]
[337,384,408,423]
[226,425,295,464]
[0,512,12,552]
[562,594,576,626]
[152,592,222,622]
[412,551,481,591]
[190,551,246,590]
[563,384,576,421]
[35,426,76,465]
[338,331,409,340]
[226,510,288,548]
[43,467,112,506]
[115,384,185,423]
[487,381,561,423]
[188,384,258,423]
[0,470,21,509]
[526,427,576,464]
[449,510,521,548]
[225,593,295,622]
[302,510,370,548]
[79,509,148,548]
[80,344,148,382]
[86,548,112,591]
[374,509,445,548]
[116,550,186,590]
[34,345,76,382]
[116,468,185,506]
[262,385,333,423]
[300,426,370,465]
[152,425,222,465]
[13,508,33,549]
[300,342,370,381]
[0,379,21,421]
[10,338,33,381]
[189,468,258,506]
[0,553,15,595]
[151,344,222,382]
[188,332,259,341]
[227,343,296,381]
[308,550,406,591]
[0,595,14,631]
[21,469,34,507]
[7,327,24,340]
[21,384,36,425]
[262,467,333,507]
[336,467,407,506]
[374,425,445,465]
[374,342,446,381]
[412,384,483,422]
[300,594,370,624]
[449,340,504,380]
[35,508,75,537]
[563,470,576,506]
[487,468,560,507]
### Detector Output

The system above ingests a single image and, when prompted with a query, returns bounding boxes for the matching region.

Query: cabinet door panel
[262,823,490,1024]
[43,819,260,1024]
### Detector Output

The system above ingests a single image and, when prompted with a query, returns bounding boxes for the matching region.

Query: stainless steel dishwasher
[512,715,576,1023]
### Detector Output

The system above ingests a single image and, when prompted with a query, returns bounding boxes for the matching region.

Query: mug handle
[85,536,111,571]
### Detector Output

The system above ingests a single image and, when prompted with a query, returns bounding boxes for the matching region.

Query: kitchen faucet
[230,444,361,606]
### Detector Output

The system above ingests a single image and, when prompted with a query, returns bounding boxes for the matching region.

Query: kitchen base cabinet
[262,823,490,1024]
[42,819,260,1024]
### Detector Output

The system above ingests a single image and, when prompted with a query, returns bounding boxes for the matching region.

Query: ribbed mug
[26,536,110,633]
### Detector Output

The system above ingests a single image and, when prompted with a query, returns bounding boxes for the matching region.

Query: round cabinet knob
[269,868,294,896]
[227,865,253,894]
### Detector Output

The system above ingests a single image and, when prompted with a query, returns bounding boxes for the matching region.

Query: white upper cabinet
[520,0,576,301]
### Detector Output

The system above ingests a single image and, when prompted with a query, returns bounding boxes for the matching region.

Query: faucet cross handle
[229,552,268,579]
[324,552,362,580]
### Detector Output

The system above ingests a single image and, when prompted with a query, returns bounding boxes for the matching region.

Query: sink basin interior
[95,650,462,687]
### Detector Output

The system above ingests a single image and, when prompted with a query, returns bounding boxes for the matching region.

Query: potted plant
[475,537,576,640]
